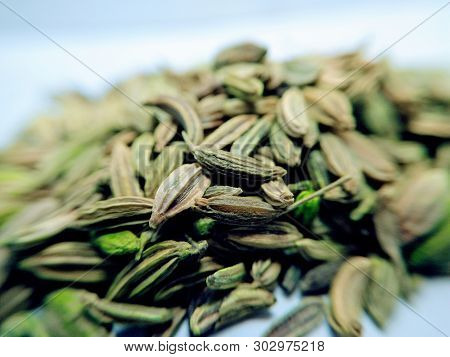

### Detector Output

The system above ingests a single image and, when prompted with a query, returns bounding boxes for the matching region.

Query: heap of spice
[0,42,448,337]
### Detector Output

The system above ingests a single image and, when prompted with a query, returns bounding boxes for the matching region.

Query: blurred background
[0,0,449,336]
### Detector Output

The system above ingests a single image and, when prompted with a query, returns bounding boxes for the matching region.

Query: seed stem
[283,175,352,214]
[182,131,196,151]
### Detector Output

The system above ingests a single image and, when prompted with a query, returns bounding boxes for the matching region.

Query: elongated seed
[214,42,267,68]
[201,114,257,149]
[339,131,397,182]
[154,118,178,152]
[81,291,173,325]
[146,95,204,144]
[144,145,185,198]
[206,263,246,290]
[269,122,301,167]
[131,133,155,176]
[277,87,310,138]
[300,260,343,294]
[204,185,243,198]
[231,113,275,156]
[320,133,362,194]
[329,256,371,337]
[251,260,281,289]
[261,179,295,208]
[265,297,324,337]
[150,163,211,227]
[195,195,280,225]
[393,169,448,242]
[364,257,399,327]
[216,287,276,329]
[303,87,355,130]
[185,133,286,183]
[110,142,143,197]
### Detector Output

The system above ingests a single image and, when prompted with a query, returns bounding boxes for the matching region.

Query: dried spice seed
[149,163,211,228]
[225,221,303,249]
[81,291,173,325]
[277,87,310,138]
[329,257,371,337]
[283,58,320,86]
[204,185,243,198]
[223,74,264,101]
[0,285,33,322]
[393,169,448,243]
[131,133,155,176]
[110,142,143,197]
[230,113,275,156]
[145,95,204,145]
[300,260,343,295]
[195,195,280,225]
[107,240,208,300]
[364,257,399,328]
[201,114,257,149]
[303,87,355,130]
[144,144,185,198]
[250,260,281,289]
[153,256,223,301]
[186,133,287,183]
[214,287,276,331]
[320,133,362,194]
[339,131,398,182]
[154,118,178,152]
[206,263,246,290]
[269,122,302,167]
[261,179,295,208]
[265,296,324,337]
[214,42,267,68]
[280,265,301,294]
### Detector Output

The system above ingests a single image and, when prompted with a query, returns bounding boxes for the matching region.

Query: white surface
[1,337,449,356]
[0,0,449,336]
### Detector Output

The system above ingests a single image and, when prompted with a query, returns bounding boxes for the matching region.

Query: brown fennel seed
[265,296,324,337]
[230,113,275,156]
[320,133,362,195]
[277,87,310,138]
[154,118,178,152]
[110,142,143,197]
[261,178,295,208]
[269,122,302,167]
[339,130,398,182]
[144,144,185,198]
[150,163,211,228]
[329,256,371,337]
[303,87,355,130]
[195,195,280,225]
[185,132,286,183]
[145,95,204,145]
[201,114,257,149]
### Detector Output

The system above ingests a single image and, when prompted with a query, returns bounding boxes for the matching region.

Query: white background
[0,0,449,337]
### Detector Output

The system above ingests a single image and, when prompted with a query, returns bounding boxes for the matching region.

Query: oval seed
[265,296,324,337]
[146,95,204,145]
[201,114,257,149]
[150,163,211,228]
[231,113,275,156]
[206,263,246,290]
[109,142,143,197]
[277,87,310,138]
[186,133,286,183]
[329,256,371,337]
